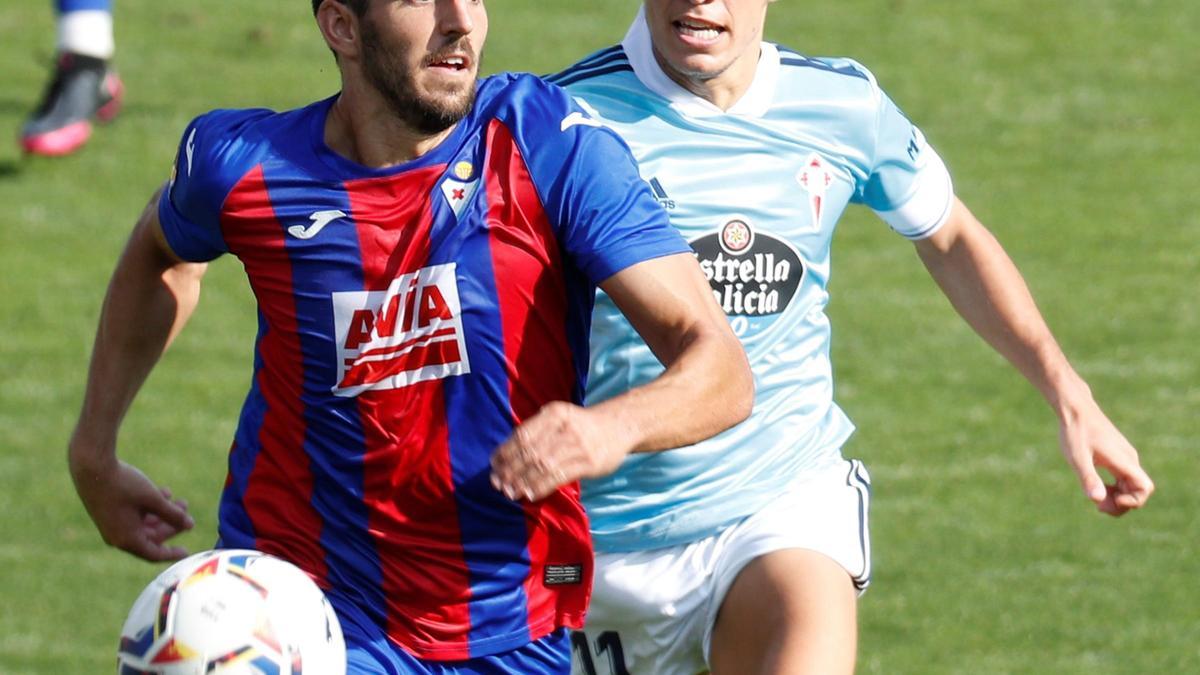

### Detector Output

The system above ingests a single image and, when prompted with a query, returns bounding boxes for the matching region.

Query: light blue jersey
[550,11,954,553]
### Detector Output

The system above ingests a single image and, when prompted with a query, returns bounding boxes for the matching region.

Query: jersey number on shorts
[571,630,630,675]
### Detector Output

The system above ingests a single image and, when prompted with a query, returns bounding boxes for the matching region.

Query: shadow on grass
[0,159,23,180]
[0,97,34,116]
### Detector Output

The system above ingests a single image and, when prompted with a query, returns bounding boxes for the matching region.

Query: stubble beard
[359,18,477,135]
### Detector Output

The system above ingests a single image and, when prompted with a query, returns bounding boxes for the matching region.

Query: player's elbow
[712,331,755,432]
[730,347,755,426]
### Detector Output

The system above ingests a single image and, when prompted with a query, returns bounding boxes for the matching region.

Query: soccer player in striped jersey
[66,1,752,673]
[553,2,1155,674]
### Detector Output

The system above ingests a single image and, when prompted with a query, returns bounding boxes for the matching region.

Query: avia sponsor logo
[691,218,803,317]
[331,263,470,397]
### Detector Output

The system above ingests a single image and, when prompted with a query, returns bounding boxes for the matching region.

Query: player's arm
[67,184,204,561]
[914,197,1154,516]
[490,252,753,501]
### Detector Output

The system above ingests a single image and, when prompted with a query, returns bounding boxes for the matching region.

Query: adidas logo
[648,177,675,210]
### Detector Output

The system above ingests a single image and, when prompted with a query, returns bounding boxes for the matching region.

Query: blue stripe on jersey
[431,161,535,652]
[551,63,635,89]
[343,622,570,674]
[263,171,389,630]
[560,264,594,404]
[546,45,625,83]
[216,312,270,548]
[547,49,631,87]
[777,49,869,81]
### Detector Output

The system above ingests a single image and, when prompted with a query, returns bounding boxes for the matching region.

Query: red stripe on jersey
[483,120,591,635]
[219,166,329,586]
[343,169,473,658]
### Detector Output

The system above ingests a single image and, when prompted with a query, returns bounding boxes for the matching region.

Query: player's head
[642,0,775,92]
[312,0,365,16]
[313,0,487,135]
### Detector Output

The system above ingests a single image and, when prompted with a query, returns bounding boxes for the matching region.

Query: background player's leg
[56,0,115,59]
[709,549,857,675]
[22,0,122,156]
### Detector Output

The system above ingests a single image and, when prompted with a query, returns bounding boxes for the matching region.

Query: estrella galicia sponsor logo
[691,218,803,320]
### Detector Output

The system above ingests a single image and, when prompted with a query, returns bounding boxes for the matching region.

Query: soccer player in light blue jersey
[551,2,1156,674]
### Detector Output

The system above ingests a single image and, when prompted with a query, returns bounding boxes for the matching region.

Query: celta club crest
[796,153,834,228]
[720,219,754,255]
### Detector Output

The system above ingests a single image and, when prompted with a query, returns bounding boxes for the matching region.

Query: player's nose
[437,0,478,36]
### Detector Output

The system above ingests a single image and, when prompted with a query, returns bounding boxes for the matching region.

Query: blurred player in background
[553,1,1155,674]
[21,0,123,156]
[66,0,751,672]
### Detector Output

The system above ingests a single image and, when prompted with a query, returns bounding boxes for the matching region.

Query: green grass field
[1,1,1196,672]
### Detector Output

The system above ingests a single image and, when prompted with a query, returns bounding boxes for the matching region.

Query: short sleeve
[158,109,273,262]
[860,87,954,240]
[504,78,690,284]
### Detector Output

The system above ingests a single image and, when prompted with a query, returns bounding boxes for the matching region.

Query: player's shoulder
[475,71,577,117]
[772,45,883,100]
[472,71,605,144]
[545,45,634,90]
[187,102,316,150]
[179,102,319,186]
[180,107,278,179]
[186,107,278,152]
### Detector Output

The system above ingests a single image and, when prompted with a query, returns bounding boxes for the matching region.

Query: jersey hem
[392,611,586,661]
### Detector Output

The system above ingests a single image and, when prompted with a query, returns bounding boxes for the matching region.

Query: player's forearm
[916,200,1090,417]
[70,206,206,464]
[594,323,752,455]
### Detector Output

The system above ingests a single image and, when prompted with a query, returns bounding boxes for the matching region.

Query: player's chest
[625,128,858,253]
[222,164,570,396]
[220,155,563,295]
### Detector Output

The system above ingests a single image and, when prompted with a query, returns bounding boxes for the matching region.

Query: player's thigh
[709,547,858,675]
[705,459,870,675]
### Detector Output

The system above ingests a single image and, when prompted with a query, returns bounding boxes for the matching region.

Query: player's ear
[315,0,362,62]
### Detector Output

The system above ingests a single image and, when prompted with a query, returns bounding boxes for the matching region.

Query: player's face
[359,0,488,134]
[643,0,773,91]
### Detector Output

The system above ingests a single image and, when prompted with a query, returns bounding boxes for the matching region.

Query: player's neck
[653,46,760,112]
[324,91,455,168]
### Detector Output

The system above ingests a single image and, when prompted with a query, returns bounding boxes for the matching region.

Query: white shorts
[571,459,871,675]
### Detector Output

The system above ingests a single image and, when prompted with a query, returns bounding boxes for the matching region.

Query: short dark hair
[312,0,368,17]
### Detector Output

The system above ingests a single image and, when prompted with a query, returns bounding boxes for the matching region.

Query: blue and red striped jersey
[157,73,688,661]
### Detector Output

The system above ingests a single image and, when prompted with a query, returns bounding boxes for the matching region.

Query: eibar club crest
[440,176,479,218]
[796,153,834,228]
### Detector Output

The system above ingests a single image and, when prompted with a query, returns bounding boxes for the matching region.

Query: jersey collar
[621,7,779,119]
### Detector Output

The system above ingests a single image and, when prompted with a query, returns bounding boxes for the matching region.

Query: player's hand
[1058,397,1154,517]
[69,452,195,561]
[489,401,631,502]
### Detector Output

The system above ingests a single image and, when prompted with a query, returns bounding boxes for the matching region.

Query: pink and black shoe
[20,52,124,157]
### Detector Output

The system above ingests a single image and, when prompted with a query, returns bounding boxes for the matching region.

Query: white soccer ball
[116,549,346,675]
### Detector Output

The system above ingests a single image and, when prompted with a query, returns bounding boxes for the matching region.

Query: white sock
[57,10,114,60]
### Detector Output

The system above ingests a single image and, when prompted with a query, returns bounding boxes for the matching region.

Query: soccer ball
[116,549,346,675]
